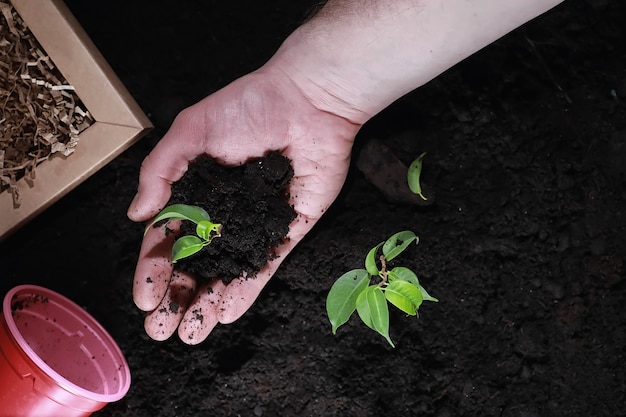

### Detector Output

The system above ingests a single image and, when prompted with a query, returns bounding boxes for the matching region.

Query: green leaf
[382,231,418,261]
[326,269,370,334]
[407,152,427,200]
[419,285,439,303]
[196,220,222,241]
[384,280,423,315]
[145,204,211,235]
[387,267,420,287]
[356,286,394,347]
[365,242,383,276]
[171,235,205,263]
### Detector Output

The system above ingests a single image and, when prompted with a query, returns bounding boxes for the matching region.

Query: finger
[217,219,306,324]
[177,280,226,345]
[144,271,196,341]
[132,220,180,311]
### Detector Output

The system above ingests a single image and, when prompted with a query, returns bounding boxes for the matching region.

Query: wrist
[262,0,566,126]
[264,0,444,125]
[265,23,399,126]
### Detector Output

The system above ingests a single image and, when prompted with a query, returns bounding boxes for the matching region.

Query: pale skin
[128,0,566,344]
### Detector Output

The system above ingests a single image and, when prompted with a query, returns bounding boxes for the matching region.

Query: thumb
[127,148,185,222]
[127,112,205,221]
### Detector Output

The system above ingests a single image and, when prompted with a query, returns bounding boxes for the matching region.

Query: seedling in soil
[407,152,428,200]
[145,204,222,263]
[326,230,438,347]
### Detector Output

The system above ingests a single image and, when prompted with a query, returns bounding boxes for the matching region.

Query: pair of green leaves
[145,204,222,263]
[326,231,438,347]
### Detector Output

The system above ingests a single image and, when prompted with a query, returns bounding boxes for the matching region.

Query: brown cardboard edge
[1,0,153,241]
[0,123,147,240]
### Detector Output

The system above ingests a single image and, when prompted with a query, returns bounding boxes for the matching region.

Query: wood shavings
[0,1,93,207]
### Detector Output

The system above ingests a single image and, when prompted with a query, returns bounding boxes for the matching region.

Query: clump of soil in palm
[169,152,296,284]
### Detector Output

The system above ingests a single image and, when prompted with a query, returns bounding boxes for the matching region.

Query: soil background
[1,1,625,416]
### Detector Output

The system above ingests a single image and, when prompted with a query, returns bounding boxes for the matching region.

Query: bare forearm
[268,0,566,124]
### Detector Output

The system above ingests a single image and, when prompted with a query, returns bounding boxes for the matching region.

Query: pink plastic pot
[0,285,131,417]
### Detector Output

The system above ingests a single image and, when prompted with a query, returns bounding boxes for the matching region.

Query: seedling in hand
[145,204,222,263]
[326,230,438,347]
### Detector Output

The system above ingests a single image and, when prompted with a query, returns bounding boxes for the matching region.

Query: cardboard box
[0,0,152,240]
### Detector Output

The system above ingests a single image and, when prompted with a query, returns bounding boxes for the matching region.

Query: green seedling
[145,204,222,263]
[407,152,427,200]
[326,230,438,347]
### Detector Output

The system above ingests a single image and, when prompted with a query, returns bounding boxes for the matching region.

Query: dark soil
[168,153,295,284]
[1,1,625,416]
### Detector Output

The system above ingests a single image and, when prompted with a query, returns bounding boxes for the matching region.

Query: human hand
[128,66,361,344]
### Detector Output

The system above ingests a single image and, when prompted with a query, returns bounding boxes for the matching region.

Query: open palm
[128,68,361,344]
